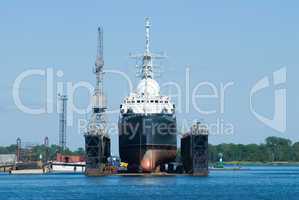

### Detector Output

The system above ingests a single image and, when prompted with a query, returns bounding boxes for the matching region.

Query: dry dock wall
[181,123,209,176]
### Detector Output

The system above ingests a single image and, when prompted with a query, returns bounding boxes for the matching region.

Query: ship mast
[145,17,150,55]
[130,17,166,81]
[142,17,153,79]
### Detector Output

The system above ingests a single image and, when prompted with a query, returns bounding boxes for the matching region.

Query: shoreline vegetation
[207,136,299,164]
[223,161,299,166]
[1,136,299,165]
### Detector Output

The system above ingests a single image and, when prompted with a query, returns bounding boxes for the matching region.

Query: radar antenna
[130,17,166,79]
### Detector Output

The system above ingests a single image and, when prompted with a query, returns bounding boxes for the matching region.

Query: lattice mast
[130,17,166,80]
[58,94,67,151]
[94,27,106,112]
[86,27,107,136]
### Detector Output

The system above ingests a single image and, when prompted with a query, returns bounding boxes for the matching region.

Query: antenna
[97,27,103,59]
[145,17,150,54]
[130,17,166,79]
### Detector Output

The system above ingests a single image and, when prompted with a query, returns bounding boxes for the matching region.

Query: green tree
[293,142,299,161]
[74,147,85,156]
[266,136,292,161]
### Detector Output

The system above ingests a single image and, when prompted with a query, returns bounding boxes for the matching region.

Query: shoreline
[222,161,299,166]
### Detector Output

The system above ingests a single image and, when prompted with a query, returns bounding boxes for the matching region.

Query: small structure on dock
[84,27,111,176]
[0,154,16,165]
[181,122,209,176]
[56,153,85,163]
[0,154,16,172]
[10,137,51,173]
[16,138,40,162]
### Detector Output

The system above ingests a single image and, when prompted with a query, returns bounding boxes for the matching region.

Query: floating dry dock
[181,122,209,176]
[8,121,209,176]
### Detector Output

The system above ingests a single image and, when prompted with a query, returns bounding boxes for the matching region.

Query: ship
[118,18,177,172]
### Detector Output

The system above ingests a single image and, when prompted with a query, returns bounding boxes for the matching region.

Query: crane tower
[84,27,111,176]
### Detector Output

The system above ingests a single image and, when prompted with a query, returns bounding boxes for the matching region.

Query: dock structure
[15,138,39,162]
[0,154,16,172]
[181,122,209,176]
[85,135,110,175]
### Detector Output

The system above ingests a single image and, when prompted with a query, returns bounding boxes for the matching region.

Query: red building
[56,153,85,163]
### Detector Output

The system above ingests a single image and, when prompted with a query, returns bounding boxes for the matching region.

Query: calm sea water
[1,166,299,200]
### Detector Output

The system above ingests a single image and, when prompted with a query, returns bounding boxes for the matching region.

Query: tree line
[1,136,299,162]
[209,136,299,162]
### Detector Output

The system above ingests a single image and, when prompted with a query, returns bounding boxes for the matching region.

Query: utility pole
[44,136,49,163]
[16,137,21,162]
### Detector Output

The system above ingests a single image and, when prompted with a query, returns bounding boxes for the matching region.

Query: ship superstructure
[119,18,177,172]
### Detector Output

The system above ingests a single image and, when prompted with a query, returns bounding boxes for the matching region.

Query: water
[1,166,299,200]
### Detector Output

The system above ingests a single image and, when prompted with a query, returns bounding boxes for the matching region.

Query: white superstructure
[120,18,175,115]
[50,162,85,173]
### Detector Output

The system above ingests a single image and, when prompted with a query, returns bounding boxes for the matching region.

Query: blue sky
[0,1,298,155]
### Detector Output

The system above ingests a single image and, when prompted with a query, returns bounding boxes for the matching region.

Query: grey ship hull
[119,113,177,172]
